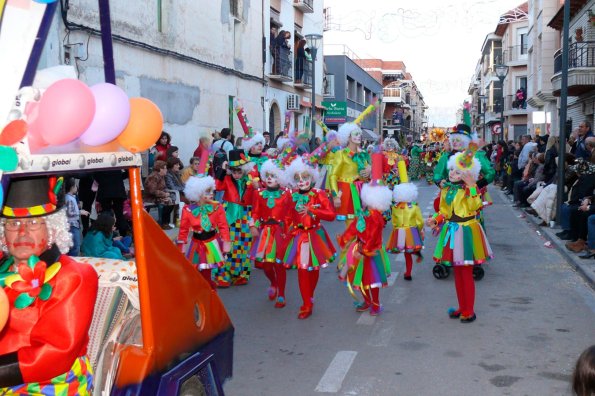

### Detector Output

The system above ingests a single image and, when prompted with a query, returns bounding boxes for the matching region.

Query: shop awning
[300,100,327,110]
[362,128,379,141]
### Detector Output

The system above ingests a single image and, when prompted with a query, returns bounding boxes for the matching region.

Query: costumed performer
[213,149,255,287]
[246,159,291,308]
[337,153,392,316]
[177,169,231,291]
[408,143,423,181]
[235,99,268,179]
[426,148,493,323]
[328,122,371,223]
[381,137,402,189]
[283,155,337,319]
[0,176,98,394]
[386,162,424,280]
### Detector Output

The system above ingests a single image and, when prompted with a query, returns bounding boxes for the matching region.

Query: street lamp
[494,64,508,138]
[305,33,323,136]
[478,94,487,141]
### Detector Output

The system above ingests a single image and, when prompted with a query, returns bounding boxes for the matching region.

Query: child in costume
[177,169,231,290]
[381,137,402,189]
[386,162,424,280]
[247,159,291,308]
[426,147,493,323]
[337,153,392,315]
[213,149,255,287]
[283,156,337,319]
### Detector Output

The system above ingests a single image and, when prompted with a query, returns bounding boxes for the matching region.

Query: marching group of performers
[176,99,495,323]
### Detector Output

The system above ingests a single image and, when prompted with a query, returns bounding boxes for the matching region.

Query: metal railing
[270,46,293,79]
[294,57,312,85]
[554,41,595,74]
[294,0,313,9]
[505,94,527,111]
[383,87,402,98]
[502,44,528,63]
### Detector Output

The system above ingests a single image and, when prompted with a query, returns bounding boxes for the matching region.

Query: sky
[323,0,529,127]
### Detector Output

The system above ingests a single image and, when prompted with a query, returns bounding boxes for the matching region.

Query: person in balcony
[295,39,307,84]
[274,30,291,75]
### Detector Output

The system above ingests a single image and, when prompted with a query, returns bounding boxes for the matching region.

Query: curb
[498,188,595,291]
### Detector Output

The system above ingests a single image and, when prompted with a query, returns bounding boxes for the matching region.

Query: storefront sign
[322,101,346,123]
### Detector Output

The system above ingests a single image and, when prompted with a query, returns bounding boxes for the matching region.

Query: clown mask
[264,171,280,189]
[199,187,215,205]
[350,129,362,145]
[449,135,468,151]
[294,171,312,191]
[250,143,263,155]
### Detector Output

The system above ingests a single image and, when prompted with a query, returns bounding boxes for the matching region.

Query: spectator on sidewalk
[81,211,127,260]
[574,121,594,160]
[94,170,130,237]
[144,160,176,230]
[150,131,172,163]
[181,156,201,184]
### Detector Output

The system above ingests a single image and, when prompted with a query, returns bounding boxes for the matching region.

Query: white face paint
[448,168,464,183]
[350,130,362,145]
[264,172,279,188]
[384,140,396,151]
[200,187,214,203]
[450,135,466,151]
[294,171,312,191]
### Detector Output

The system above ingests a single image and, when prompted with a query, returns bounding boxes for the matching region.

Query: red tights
[404,253,413,277]
[200,269,216,291]
[361,287,380,309]
[260,262,286,298]
[298,269,320,309]
[453,266,475,317]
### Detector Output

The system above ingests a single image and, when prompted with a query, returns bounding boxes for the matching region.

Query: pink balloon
[34,79,95,145]
[80,83,131,146]
[27,133,48,153]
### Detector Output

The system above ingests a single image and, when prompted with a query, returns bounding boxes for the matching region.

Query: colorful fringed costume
[247,186,291,306]
[177,202,230,289]
[408,145,422,180]
[283,188,337,270]
[0,250,98,394]
[386,202,424,254]
[327,148,371,220]
[382,151,402,189]
[337,209,391,313]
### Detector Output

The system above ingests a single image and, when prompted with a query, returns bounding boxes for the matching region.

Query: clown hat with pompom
[234,99,265,152]
[360,151,393,212]
[183,148,216,202]
[392,156,418,204]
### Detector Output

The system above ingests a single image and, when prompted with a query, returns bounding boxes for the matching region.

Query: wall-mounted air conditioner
[287,94,300,110]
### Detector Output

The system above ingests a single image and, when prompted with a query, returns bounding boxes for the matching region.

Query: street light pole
[305,33,322,137]
[494,64,509,139]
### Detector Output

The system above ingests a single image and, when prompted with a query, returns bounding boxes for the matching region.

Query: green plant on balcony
[590,10,595,26]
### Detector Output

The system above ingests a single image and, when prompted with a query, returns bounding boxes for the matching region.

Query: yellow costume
[386,202,424,253]
[327,148,371,220]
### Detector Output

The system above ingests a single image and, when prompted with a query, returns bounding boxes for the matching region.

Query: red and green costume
[0,247,98,395]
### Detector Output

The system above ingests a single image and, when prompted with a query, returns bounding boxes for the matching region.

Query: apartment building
[356,59,427,142]
[266,0,324,140]
[322,53,382,138]
[46,0,266,161]
[549,0,595,134]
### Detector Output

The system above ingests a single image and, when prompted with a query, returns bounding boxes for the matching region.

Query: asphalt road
[218,182,595,396]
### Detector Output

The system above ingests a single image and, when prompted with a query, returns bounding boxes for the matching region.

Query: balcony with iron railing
[503,94,529,116]
[269,46,293,82]
[552,41,595,96]
[294,58,312,89]
[502,44,528,65]
[293,0,314,13]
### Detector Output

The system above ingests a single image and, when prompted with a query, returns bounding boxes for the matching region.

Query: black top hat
[452,123,472,138]
[1,176,64,218]
[228,149,251,168]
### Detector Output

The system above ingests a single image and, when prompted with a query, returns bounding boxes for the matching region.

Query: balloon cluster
[1,79,163,154]
[429,128,446,142]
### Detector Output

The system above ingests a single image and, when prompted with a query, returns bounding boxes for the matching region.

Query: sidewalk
[498,188,595,290]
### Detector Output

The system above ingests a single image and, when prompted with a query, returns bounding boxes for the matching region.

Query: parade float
[0,1,233,394]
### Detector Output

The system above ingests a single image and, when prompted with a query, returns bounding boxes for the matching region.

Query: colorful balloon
[0,287,8,332]
[80,83,130,146]
[117,98,163,153]
[33,79,95,145]
[0,120,28,146]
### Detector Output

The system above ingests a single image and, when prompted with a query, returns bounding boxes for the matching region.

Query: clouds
[324,0,525,126]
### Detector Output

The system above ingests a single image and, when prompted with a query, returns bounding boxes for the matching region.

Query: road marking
[315,351,358,393]
[356,312,376,325]
[367,323,396,347]
[387,271,399,287]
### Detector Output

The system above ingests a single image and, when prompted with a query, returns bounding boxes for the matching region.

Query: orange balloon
[0,287,8,331]
[117,98,163,153]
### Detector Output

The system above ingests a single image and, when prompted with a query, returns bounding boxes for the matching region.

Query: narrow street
[219,182,595,396]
